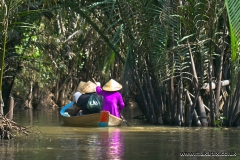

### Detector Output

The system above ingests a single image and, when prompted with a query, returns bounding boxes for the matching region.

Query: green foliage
[225,0,240,92]
[214,116,226,128]
[0,0,239,121]
[0,0,63,102]
[1,0,29,93]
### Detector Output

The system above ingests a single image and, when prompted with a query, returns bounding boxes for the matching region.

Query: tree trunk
[187,40,208,126]
[58,84,66,107]
[161,82,167,111]
[233,100,240,121]
[143,76,155,123]
[144,60,159,124]
[201,80,230,90]
[134,69,149,119]
[7,96,14,120]
[149,62,164,124]
[0,92,4,115]
[208,60,215,126]
[185,90,201,126]
[222,94,229,126]
[27,81,33,108]
[54,78,59,103]
[228,72,240,126]
[169,77,175,124]
[215,23,225,116]
[0,14,7,115]
[178,76,184,126]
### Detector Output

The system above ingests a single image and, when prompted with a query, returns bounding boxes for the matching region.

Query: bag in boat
[87,93,103,112]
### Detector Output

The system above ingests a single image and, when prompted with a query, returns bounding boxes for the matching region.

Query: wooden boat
[60,102,122,127]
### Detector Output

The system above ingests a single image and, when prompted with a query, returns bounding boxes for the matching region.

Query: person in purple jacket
[96,79,125,118]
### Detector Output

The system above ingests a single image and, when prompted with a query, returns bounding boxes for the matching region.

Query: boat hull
[60,102,122,127]
[61,111,122,127]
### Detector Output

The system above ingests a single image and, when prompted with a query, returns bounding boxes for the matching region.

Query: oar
[92,78,98,86]
[121,114,131,126]
[60,101,74,116]
[92,78,96,83]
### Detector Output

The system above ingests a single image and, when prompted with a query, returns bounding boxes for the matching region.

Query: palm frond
[225,0,240,89]
[225,0,240,41]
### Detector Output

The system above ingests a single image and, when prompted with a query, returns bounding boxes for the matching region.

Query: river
[0,108,239,160]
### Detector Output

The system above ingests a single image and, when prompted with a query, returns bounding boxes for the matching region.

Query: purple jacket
[96,86,125,118]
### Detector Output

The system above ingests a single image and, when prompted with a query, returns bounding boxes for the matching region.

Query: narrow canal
[0,108,239,160]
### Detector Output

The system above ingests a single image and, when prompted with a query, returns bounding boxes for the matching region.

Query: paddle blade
[121,114,131,126]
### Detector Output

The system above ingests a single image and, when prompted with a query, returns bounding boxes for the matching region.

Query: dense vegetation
[1,0,240,127]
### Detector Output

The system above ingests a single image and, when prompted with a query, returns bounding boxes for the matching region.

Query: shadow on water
[0,108,239,160]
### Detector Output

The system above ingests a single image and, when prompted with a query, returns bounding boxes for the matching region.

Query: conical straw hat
[102,79,122,91]
[76,81,86,93]
[81,81,97,94]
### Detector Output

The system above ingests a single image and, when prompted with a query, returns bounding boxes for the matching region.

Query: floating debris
[0,113,30,139]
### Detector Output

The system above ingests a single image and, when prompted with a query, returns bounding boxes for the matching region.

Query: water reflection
[0,140,14,160]
[97,128,124,160]
[47,127,124,160]
[1,108,239,160]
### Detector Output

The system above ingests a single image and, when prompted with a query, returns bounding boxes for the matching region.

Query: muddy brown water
[0,108,239,160]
